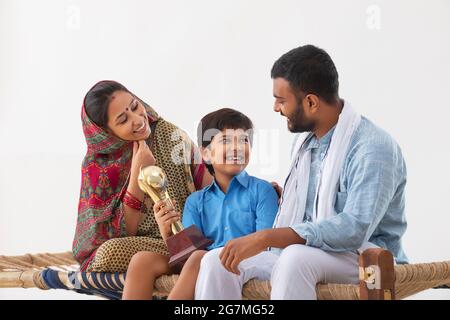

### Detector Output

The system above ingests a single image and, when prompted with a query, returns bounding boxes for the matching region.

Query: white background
[1,0,449,299]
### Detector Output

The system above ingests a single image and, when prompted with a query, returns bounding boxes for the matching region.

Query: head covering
[72,81,159,270]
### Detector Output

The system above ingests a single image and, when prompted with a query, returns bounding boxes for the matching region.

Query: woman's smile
[133,121,147,134]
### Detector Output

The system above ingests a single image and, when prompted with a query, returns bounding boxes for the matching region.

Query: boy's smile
[202,128,251,178]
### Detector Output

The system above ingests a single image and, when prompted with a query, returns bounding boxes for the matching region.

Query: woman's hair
[271,44,340,104]
[197,108,254,175]
[84,80,130,128]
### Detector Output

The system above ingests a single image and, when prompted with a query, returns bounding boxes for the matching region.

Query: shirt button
[224,227,229,231]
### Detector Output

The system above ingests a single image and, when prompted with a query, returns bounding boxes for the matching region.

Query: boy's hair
[271,44,339,104]
[197,108,254,175]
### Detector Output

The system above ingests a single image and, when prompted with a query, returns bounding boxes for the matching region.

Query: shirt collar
[319,126,335,146]
[304,126,336,151]
[204,170,250,192]
[234,170,249,188]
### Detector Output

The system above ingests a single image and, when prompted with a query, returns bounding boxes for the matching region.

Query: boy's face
[202,128,251,178]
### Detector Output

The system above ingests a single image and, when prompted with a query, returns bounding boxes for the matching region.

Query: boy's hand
[153,199,180,241]
[271,181,283,204]
[219,232,266,275]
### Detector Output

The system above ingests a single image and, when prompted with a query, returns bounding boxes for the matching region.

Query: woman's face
[106,90,151,141]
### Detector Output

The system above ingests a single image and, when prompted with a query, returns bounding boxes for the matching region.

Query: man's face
[273,77,315,133]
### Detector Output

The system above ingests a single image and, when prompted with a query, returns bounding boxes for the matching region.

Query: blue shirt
[182,170,279,250]
[291,117,408,264]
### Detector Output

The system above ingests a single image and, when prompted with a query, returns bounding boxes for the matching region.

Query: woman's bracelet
[123,190,143,211]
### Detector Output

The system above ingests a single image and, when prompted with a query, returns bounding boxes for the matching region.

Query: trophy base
[166,225,213,268]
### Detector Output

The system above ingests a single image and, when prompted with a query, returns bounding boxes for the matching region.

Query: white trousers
[195,244,359,300]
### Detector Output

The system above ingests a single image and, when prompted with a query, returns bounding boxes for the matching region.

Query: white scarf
[274,101,361,228]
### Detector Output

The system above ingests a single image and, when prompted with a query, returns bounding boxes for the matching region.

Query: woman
[72,80,212,278]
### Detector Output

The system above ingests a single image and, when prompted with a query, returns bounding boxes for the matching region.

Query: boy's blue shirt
[182,170,279,250]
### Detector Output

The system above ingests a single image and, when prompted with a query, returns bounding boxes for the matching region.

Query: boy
[163,108,279,299]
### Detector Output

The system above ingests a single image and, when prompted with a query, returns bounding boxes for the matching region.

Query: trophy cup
[138,165,213,268]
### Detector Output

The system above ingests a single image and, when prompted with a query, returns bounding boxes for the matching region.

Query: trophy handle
[163,197,184,234]
[137,175,184,235]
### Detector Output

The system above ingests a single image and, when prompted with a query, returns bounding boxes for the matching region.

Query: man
[195,44,408,300]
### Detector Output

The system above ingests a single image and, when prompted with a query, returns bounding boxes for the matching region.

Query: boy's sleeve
[255,182,279,231]
[182,193,204,233]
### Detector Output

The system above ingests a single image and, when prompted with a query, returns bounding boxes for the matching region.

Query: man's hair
[197,108,253,175]
[271,44,339,104]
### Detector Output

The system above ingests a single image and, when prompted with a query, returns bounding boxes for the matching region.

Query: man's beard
[287,103,315,133]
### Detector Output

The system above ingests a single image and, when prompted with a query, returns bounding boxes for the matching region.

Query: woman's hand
[127,140,155,202]
[131,140,156,176]
[153,200,181,241]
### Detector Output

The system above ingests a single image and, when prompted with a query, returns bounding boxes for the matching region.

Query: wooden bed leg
[359,248,395,300]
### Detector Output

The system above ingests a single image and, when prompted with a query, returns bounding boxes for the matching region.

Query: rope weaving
[1,251,449,300]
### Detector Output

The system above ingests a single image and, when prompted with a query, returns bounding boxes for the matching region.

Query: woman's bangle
[123,190,143,211]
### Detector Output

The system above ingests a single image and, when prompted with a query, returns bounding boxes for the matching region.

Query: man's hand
[219,231,267,275]
[219,228,306,275]
[271,181,283,204]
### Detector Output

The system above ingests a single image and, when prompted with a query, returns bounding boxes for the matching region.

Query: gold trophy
[138,165,212,268]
